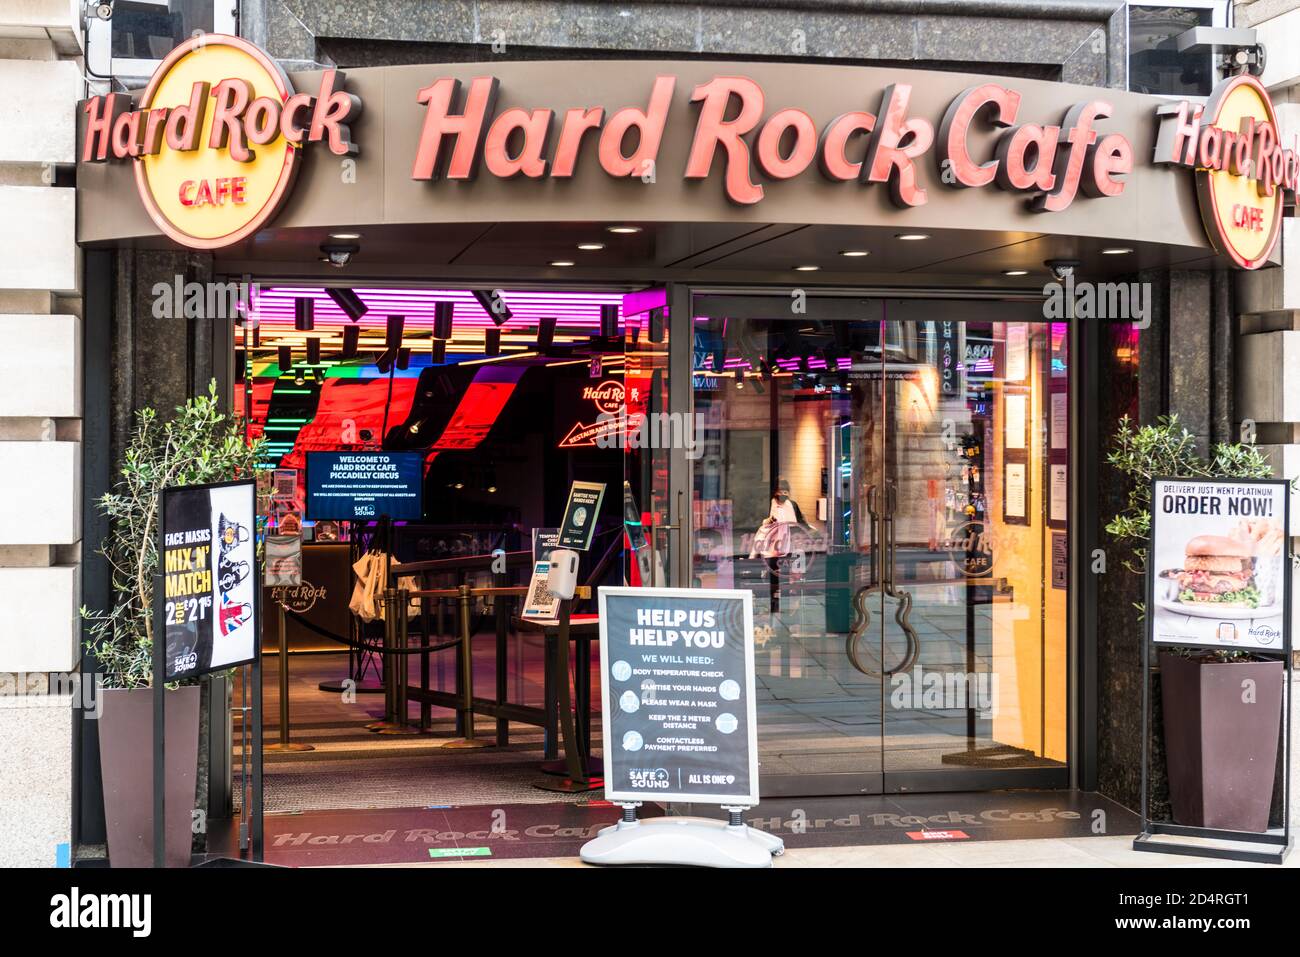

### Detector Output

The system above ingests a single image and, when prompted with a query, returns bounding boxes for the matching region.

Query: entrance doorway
[689,292,1070,794]
[225,283,671,819]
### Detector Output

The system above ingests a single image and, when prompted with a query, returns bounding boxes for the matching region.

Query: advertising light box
[1148,478,1292,653]
[306,451,424,521]
[161,480,259,681]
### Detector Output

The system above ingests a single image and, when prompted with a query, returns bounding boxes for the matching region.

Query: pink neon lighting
[252,287,626,331]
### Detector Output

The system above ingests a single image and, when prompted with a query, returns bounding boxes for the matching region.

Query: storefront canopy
[77,50,1291,281]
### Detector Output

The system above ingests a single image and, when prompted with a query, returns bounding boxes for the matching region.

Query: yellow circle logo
[1154,75,1297,269]
[1200,77,1283,269]
[134,35,299,249]
[81,34,360,249]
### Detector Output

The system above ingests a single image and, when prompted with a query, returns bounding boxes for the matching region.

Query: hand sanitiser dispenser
[547,549,580,600]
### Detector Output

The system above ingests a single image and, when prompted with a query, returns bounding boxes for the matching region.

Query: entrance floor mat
[224,790,1137,865]
[669,790,1140,849]
[256,802,664,866]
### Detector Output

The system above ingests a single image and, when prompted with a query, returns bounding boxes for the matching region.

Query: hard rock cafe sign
[80,33,359,249]
[272,581,326,614]
[1155,74,1298,270]
[943,521,995,578]
[560,380,628,449]
[79,37,1291,272]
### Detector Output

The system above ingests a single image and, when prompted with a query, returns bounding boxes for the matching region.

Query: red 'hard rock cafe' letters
[407,73,1135,213]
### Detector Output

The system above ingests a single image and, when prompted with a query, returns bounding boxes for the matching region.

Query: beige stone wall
[0,3,83,868]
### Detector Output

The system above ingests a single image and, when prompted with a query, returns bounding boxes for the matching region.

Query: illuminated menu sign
[161,480,259,680]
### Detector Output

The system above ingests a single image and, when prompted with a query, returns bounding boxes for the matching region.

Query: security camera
[1045,259,1080,282]
[1175,26,1266,78]
[92,1,114,20]
[319,242,359,268]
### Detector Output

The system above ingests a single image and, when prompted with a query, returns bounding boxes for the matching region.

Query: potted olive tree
[81,383,263,866]
[1106,414,1285,831]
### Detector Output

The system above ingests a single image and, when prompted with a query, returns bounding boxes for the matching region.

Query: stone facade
[1235,0,1300,828]
[0,1,84,867]
[72,0,1289,849]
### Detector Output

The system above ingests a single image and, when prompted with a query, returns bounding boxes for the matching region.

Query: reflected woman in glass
[751,478,812,637]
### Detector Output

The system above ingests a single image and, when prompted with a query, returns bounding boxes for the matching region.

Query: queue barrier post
[265,600,314,753]
[366,590,399,731]
[378,587,421,735]
[444,583,493,749]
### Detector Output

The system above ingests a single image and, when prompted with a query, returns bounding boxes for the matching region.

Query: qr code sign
[532,577,556,606]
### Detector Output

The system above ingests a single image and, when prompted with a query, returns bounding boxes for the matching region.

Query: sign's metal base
[264,741,315,752]
[319,679,384,695]
[375,724,425,736]
[581,816,784,868]
[1132,824,1293,865]
[441,738,495,749]
[533,775,604,794]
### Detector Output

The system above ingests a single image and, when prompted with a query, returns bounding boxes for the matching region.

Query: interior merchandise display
[265,534,303,587]
[349,545,394,623]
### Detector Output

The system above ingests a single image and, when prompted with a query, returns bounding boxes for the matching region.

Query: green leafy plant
[1104,414,1275,660]
[80,382,265,689]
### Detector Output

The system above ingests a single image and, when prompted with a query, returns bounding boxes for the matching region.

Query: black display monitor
[305,451,424,521]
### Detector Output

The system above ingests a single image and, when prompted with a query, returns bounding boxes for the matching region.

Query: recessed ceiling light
[839,250,870,257]
[794,265,820,271]
[1003,269,1029,276]
[606,225,642,234]
[329,231,361,241]
[550,260,575,267]
[895,233,930,241]
[577,242,605,251]
[1101,246,1134,255]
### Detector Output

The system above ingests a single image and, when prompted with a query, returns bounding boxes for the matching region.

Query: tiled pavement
[404,834,1298,868]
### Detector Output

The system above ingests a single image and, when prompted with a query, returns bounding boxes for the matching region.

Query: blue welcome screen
[305,451,424,521]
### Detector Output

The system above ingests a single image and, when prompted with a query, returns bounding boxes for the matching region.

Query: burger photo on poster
[1169,520,1286,612]
[1176,535,1259,608]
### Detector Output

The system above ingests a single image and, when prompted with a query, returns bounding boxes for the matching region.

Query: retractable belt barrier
[284,583,592,749]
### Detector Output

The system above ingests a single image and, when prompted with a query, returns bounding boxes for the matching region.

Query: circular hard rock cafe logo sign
[81,34,360,249]
[1156,74,1298,270]
[273,581,326,614]
[1197,76,1289,270]
[582,380,626,415]
[942,521,994,578]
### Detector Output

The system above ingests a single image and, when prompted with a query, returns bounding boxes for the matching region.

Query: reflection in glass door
[689,292,1069,795]
[623,295,671,587]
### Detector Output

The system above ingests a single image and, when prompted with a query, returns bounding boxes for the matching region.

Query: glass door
[688,291,1069,795]
[871,306,1069,791]
[623,292,672,587]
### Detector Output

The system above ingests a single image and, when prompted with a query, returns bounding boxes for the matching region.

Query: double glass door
[688,292,1070,794]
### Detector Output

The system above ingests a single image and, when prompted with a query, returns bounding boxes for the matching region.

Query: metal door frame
[675,284,1074,797]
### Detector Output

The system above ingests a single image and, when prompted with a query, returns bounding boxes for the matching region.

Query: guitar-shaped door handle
[846,480,920,678]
